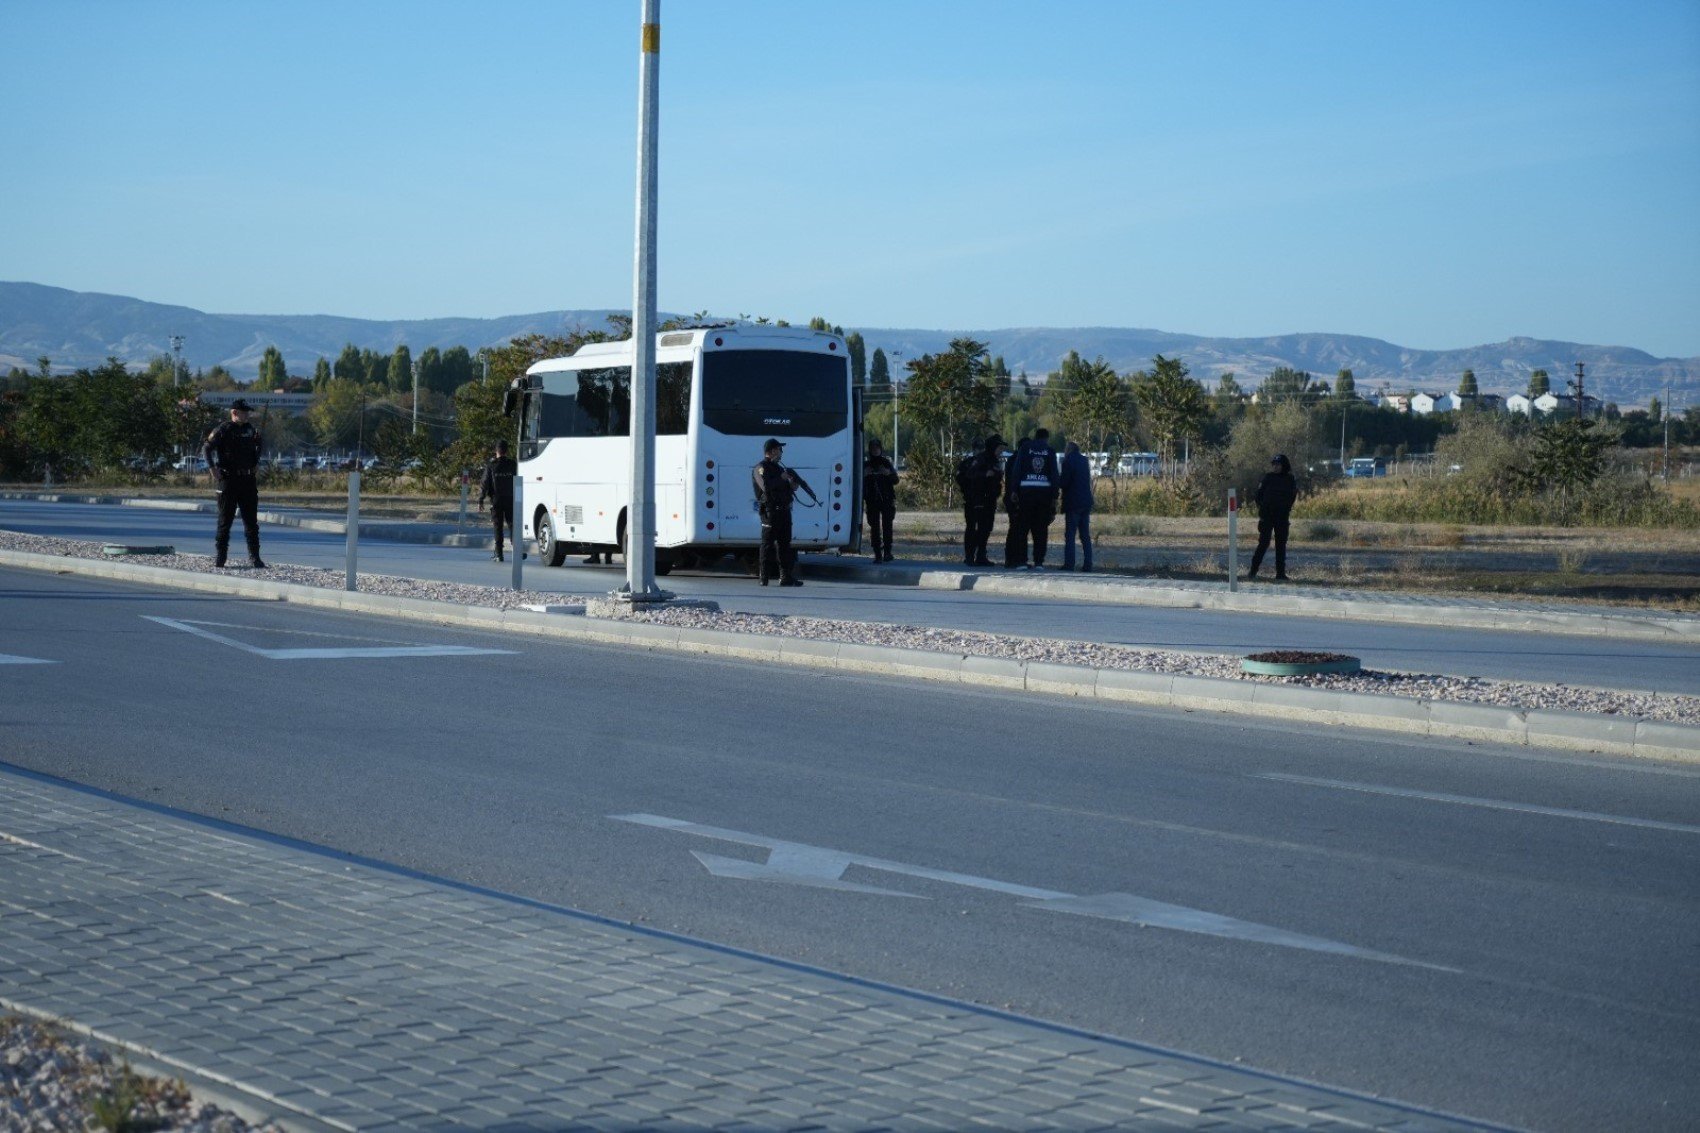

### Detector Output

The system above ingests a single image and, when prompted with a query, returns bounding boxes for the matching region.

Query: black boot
[249,556,267,569]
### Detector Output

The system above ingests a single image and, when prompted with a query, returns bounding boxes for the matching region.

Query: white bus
[505,325,858,573]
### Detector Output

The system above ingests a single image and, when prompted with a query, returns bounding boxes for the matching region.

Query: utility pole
[1665,381,1672,480]
[412,358,420,435]
[1570,361,1586,420]
[169,335,184,388]
[616,0,668,603]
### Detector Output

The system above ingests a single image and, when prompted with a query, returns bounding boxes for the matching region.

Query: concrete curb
[5,546,1696,764]
[9,490,1699,642]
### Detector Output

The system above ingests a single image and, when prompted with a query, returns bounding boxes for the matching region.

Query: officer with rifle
[752,438,816,587]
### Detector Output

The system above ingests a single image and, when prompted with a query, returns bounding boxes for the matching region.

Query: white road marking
[143,616,514,661]
[0,654,55,664]
[612,812,1447,968]
[1259,773,1700,836]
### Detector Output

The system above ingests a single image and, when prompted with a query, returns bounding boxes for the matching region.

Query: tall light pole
[169,335,184,387]
[412,358,420,435]
[616,0,668,603]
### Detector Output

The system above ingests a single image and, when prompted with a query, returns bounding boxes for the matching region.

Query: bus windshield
[700,350,847,437]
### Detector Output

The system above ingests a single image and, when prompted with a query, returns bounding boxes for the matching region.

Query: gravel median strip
[5,529,1696,727]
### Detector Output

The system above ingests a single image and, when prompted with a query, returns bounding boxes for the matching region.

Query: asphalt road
[4,566,1697,1131]
[6,497,1700,694]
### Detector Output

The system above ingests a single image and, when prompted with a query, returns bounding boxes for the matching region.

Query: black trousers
[963,503,996,562]
[1249,516,1290,577]
[214,474,260,562]
[865,503,895,556]
[1017,493,1057,566]
[760,510,796,581]
[491,500,514,557]
[1003,500,1027,566]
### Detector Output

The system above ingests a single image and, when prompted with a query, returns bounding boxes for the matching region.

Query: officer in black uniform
[203,398,266,568]
[1247,453,1299,580]
[1002,434,1029,568]
[956,434,1004,566]
[478,439,518,562]
[1013,427,1061,569]
[862,439,899,563]
[752,438,804,587]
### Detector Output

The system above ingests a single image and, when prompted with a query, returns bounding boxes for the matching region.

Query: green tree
[258,345,288,389]
[1130,355,1208,471]
[1259,366,1312,404]
[334,344,364,383]
[1335,369,1356,399]
[415,346,442,403]
[1050,353,1130,458]
[845,332,866,389]
[1459,369,1478,398]
[309,378,367,449]
[1529,369,1550,397]
[1649,396,1662,425]
[437,345,475,394]
[388,345,414,396]
[1526,417,1612,502]
[868,348,890,399]
[312,358,332,389]
[898,338,997,502]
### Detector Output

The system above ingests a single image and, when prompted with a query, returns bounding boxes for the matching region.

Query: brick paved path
[0,768,1507,1131]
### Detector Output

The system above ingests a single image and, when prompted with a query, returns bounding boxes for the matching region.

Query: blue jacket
[1059,449,1093,512]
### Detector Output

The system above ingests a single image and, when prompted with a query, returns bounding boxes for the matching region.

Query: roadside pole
[511,476,524,592]
[615,0,670,605]
[1227,488,1239,593]
[458,472,469,528]
[344,470,360,591]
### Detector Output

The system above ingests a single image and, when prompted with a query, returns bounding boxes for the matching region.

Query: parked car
[1346,457,1387,478]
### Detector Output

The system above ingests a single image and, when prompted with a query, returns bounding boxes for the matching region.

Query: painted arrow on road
[613,812,1453,970]
[144,616,515,660]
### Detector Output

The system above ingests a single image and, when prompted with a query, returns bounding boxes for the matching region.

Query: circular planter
[1241,650,1361,677]
[101,544,176,556]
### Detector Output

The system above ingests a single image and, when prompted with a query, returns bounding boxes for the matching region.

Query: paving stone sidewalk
[0,769,1508,1132]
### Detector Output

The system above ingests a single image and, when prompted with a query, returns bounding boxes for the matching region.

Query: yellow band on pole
[641,23,659,53]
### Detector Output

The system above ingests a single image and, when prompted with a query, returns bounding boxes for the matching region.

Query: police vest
[1018,445,1055,490]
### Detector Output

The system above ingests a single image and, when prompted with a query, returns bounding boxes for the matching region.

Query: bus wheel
[535,508,568,567]
[654,549,674,577]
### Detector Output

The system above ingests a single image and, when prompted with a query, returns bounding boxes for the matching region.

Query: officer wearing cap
[751,438,804,587]
[203,398,266,568]
[862,438,899,563]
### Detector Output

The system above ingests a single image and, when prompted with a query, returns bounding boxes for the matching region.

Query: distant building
[1410,393,1440,415]
[1379,393,1412,413]
[200,391,313,417]
[1532,392,1602,416]
[1506,394,1534,415]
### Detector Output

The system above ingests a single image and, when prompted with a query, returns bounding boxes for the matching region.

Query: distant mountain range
[3,281,1693,408]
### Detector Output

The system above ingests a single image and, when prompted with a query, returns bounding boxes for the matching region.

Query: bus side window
[576,367,633,437]
[658,361,692,436]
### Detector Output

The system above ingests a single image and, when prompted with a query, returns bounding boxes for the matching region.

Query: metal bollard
[345,470,360,591]
[1227,487,1239,593]
[511,476,524,591]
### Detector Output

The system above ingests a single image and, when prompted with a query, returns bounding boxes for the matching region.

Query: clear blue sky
[3,0,1697,356]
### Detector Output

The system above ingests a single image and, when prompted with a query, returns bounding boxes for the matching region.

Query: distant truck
[1346,457,1387,478]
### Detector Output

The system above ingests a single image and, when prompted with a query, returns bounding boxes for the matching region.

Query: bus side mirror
[501,388,518,417]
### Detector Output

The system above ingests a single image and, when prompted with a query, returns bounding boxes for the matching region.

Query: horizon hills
[2,281,1694,409]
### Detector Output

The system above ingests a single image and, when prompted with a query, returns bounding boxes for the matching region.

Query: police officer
[1247,453,1299,581]
[204,398,266,568]
[956,434,1004,566]
[478,439,518,562]
[862,439,899,563]
[1002,434,1029,568]
[1013,427,1061,569]
[752,438,804,587]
